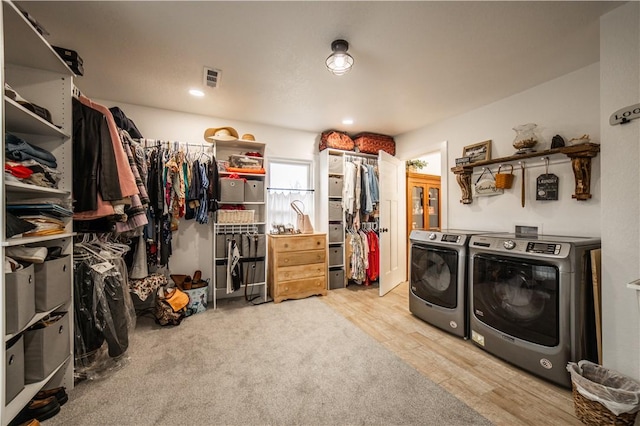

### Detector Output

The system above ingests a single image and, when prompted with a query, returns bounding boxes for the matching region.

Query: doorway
[404,145,446,279]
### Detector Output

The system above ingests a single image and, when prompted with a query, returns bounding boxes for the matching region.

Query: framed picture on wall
[462,140,492,163]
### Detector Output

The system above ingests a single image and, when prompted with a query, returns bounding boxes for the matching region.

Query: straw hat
[240,133,256,142]
[204,126,239,142]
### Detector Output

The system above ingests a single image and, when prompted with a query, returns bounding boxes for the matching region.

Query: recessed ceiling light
[342,118,354,125]
[189,89,204,97]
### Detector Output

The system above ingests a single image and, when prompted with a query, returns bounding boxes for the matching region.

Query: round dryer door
[493,271,548,321]
[472,254,559,347]
[410,244,458,309]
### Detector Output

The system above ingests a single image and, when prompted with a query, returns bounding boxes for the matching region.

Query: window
[268,159,314,229]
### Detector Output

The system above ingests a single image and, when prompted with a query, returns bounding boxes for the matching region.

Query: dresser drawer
[276,249,325,268]
[277,264,325,282]
[273,234,325,252]
[276,277,326,297]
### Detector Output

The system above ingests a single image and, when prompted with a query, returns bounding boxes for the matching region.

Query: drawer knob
[63,265,67,272]
[59,325,64,334]
[9,355,14,365]
[28,275,33,283]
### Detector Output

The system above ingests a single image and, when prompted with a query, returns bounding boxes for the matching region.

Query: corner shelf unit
[2,0,77,424]
[450,143,600,204]
[211,139,268,308]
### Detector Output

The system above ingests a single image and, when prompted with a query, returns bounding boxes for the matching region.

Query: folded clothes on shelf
[7,204,73,217]
[5,133,57,169]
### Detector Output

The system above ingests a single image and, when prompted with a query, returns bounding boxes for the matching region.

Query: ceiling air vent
[204,67,221,89]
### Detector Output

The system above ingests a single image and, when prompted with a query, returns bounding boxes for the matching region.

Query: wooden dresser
[267,233,328,303]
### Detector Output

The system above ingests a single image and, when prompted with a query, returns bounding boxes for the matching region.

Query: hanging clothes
[366,229,380,282]
[227,239,242,294]
[71,97,122,213]
[73,239,136,378]
[196,161,210,224]
[77,95,138,198]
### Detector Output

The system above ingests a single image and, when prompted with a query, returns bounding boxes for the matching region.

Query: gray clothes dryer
[468,233,600,388]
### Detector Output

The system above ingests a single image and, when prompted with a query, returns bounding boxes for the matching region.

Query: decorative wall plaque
[536,173,559,200]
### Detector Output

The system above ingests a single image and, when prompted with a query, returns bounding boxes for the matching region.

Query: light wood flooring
[320,281,581,426]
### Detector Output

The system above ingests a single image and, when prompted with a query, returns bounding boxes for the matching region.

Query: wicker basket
[216,209,255,224]
[495,164,514,189]
[572,385,638,425]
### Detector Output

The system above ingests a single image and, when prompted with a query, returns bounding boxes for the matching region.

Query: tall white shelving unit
[1,1,76,424]
[211,138,268,309]
[318,148,381,290]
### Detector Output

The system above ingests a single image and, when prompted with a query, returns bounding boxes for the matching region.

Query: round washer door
[410,244,458,308]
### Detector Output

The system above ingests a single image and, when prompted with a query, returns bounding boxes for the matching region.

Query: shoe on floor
[34,386,68,406]
[9,397,60,426]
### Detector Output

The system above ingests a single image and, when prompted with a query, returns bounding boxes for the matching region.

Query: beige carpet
[47,296,491,425]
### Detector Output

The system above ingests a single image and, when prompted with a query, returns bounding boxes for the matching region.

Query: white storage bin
[228,154,263,170]
[329,268,345,289]
[5,335,25,403]
[5,264,36,335]
[220,178,245,203]
[215,263,227,289]
[244,180,264,202]
[217,210,255,224]
[328,247,344,267]
[24,311,70,383]
[242,260,265,284]
[328,201,343,222]
[34,255,71,312]
[328,224,343,243]
[328,155,343,174]
[329,176,343,197]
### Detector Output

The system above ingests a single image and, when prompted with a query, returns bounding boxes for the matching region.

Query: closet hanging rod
[141,141,212,150]
[266,187,314,192]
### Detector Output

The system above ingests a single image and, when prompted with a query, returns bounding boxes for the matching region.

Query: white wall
[95,100,318,286]
[395,63,601,237]
[600,1,640,379]
[409,152,442,176]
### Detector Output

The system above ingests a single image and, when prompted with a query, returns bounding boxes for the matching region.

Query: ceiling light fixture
[189,89,204,97]
[326,39,354,76]
[342,118,354,125]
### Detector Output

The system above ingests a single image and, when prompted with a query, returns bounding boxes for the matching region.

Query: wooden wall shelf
[450,143,600,204]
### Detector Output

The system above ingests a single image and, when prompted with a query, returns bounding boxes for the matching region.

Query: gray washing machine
[468,233,600,388]
[409,229,492,338]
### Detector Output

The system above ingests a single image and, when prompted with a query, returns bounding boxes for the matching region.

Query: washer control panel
[526,242,561,255]
[441,234,461,243]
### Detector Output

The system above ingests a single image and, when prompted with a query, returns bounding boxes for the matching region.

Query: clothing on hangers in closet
[73,237,137,379]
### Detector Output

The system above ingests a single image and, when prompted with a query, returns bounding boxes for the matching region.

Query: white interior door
[378,151,407,296]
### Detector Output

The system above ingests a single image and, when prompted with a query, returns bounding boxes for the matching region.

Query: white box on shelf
[5,264,36,335]
[219,178,245,203]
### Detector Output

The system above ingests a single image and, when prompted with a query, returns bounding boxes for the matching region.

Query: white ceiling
[17,1,622,136]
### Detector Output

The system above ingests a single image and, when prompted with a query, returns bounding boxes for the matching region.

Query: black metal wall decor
[536,173,559,200]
